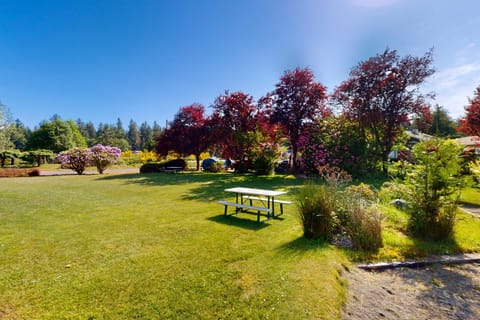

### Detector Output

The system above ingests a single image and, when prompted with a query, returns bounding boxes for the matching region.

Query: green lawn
[0,173,347,319]
[460,185,480,206]
[2,172,480,319]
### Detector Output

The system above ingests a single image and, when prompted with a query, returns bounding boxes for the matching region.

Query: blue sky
[1,0,479,129]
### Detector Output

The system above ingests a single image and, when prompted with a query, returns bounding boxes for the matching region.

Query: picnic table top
[224,187,287,197]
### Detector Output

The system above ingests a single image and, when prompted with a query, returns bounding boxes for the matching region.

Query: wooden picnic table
[219,187,289,222]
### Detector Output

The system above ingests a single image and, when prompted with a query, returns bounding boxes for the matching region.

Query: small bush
[378,181,411,204]
[28,169,40,177]
[164,159,187,170]
[140,163,164,173]
[345,183,377,203]
[253,154,276,175]
[204,162,223,173]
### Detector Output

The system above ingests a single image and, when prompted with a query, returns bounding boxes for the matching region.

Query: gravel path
[461,205,480,218]
[342,262,480,320]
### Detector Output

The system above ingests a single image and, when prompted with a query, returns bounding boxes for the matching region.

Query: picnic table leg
[270,196,274,218]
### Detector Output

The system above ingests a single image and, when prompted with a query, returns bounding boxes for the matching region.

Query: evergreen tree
[127,119,141,150]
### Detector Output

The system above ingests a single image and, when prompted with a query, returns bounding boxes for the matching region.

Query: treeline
[5,115,163,154]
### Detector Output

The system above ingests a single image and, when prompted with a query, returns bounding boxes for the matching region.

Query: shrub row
[140,159,187,173]
[0,168,40,178]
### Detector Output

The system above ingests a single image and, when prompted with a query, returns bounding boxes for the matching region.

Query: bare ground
[342,262,480,320]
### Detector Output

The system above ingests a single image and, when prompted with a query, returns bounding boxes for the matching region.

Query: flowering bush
[297,116,367,175]
[56,148,92,175]
[120,150,160,166]
[90,144,121,174]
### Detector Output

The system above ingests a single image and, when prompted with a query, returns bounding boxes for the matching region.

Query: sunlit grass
[460,186,480,206]
[2,171,479,318]
[0,173,347,319]
[345,204,480,262]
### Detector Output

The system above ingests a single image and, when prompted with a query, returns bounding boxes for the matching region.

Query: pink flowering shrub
[56,148,92,175]
[57,144,121,174]
[90,144,121,174]
[297,116,367,175]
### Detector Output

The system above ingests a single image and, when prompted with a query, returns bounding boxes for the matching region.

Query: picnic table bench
[217,200,271,223]
[164,166,183,173]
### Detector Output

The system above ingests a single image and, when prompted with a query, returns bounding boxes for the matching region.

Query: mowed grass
[0,173,347,319]
[460,185,480,206]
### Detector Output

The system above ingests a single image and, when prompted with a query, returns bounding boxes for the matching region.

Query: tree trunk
[291,142,298,172]
[195,154,200,171]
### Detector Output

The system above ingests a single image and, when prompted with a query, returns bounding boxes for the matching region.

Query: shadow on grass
[276,236,330,258]
[207,214,270,231]
[97,172,303,203]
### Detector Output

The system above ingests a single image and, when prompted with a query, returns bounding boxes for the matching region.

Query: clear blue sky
[1,0,479,129]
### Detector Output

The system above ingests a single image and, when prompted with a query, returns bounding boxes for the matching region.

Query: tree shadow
[96,171,228,187]
[207,214,271,231]
[392,262,480,319]
[181,173,303,202]
[275,236,330,258]
[97,172,303,203]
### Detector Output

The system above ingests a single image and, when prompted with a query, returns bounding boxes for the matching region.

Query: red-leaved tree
[156,104,210,170]
[458,86,480,136]
[411,105,433,133]
[265,68,330,171]
[333,48,435,173]
[211,91,262,172]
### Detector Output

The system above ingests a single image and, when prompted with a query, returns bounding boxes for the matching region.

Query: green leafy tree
[9,119,31,150]
[95,123,130,150]
[428,105,458,138]
[76,119,97,146]
[139,121,155,151]
[0,102,13,151]
[26,118,87,153]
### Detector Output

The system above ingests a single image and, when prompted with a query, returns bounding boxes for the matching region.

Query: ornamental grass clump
[296,165,351,240]
[296,182,335,240]
[296,165,383,251]
[343,185,383,251]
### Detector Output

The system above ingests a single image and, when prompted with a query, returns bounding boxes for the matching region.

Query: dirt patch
[342,262,480,320]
